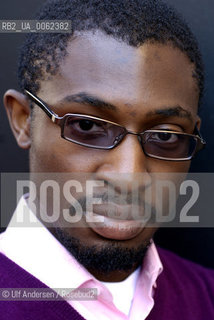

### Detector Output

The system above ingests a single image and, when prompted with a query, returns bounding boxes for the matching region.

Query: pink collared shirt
[0,195,163,320]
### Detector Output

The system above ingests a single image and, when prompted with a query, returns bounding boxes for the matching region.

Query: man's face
[22,31,200,279]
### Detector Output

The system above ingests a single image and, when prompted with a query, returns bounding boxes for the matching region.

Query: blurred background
[0,0,213,268]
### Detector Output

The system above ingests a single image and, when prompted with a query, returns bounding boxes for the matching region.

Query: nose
[96,134,151,192]
[110,133,147,173]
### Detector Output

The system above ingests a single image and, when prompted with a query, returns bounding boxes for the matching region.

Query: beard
[54,227,151,274]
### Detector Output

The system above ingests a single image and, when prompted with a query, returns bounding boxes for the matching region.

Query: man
[0,0,214,319]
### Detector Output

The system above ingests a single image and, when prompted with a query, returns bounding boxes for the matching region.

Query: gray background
[0,0,213,268]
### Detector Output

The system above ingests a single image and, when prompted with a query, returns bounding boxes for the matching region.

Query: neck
[88,263,140,282]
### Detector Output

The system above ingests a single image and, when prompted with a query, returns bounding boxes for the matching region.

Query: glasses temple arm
[24,89,58,120]
[194,125,206,148]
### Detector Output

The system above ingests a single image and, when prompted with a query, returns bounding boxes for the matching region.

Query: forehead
[38,31,199,117]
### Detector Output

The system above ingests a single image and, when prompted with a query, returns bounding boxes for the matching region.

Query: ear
[4,89,31,149]
[195,115,201,131]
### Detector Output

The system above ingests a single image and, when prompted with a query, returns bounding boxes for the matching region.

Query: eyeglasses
[24,89,206,161]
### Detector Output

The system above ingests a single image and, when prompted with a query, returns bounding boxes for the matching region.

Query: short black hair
[18,0,204,107]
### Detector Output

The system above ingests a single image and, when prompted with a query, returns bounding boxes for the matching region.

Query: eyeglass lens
[63,115,126,148]
[140,131,196,159]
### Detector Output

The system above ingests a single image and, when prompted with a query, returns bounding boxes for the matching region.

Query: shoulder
[157,246,214,294]
[157,246,214,274]
[0,253,86,320]
[0,252,41,287]
[147,247,214,319]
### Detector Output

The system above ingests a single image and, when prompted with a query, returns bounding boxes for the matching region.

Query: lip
[92,203,145,221]
[85,203,148,240]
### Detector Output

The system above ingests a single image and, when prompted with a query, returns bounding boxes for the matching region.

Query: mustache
[70,191,145,208]
[68,192,157,221]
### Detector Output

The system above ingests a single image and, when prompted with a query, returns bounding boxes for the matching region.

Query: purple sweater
[0,248,214,320]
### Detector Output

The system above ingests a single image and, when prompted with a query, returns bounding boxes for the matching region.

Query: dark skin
[4,31,200,282]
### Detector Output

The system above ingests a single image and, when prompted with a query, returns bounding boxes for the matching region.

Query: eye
[78,119,97,131]
[66,117,108,135]
[154,132,178,143]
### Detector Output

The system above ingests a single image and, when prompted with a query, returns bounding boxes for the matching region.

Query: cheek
[30,127,105,173]
[147,160,191,213]
[147,158,191,173]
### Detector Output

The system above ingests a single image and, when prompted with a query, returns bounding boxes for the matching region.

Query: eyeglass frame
[24,89,206,161]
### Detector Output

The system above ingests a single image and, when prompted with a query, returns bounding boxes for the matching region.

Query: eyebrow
[145,106,193,122]
[56,92,193,121]
[56,92,117,111]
